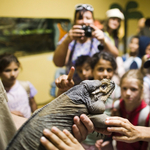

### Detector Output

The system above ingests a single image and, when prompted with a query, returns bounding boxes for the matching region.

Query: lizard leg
[88,113,109,129]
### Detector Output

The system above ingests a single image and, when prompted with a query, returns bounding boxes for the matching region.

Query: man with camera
[53,4,119,85]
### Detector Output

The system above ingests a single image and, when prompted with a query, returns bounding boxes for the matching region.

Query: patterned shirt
[7,80,37,118]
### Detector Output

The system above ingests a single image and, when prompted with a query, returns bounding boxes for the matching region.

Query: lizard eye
[101,84,106,89]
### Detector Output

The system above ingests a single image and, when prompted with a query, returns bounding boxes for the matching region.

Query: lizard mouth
[91,79,115,101]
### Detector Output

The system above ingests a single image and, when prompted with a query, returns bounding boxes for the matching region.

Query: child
[97,69,149,150]
[55,55,93,96]
[81,51,121,150]
[0,53,37,118]
[75,55,93,81]
[122,35,142,72]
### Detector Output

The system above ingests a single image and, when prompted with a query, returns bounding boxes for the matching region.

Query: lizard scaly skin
[6,79,115,150]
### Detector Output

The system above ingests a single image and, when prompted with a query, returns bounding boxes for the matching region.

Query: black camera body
[82,25,93,37]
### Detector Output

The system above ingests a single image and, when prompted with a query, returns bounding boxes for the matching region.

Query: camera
[82,25,93,37]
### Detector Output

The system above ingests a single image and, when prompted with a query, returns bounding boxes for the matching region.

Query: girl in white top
[0,53,37,118]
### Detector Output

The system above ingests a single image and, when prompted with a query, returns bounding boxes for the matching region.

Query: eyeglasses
[75,4,94,12]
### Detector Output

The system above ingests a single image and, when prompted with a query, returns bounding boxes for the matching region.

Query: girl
[0,53,37,118]
[104,8,124,48]
[81,51,121,150]
[104,8,125,85]
[96,69,149,150]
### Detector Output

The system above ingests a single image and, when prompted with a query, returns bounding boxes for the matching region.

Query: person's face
[108,17,121,30]
[0,62,19,85]
[92,58,114,80]
[145,44,150,55]
[129,38,139,53]
[75,11,94,26]
[121,78,142,107]
[76,62,92,80]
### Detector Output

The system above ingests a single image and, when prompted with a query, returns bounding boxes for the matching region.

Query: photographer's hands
[90,24,105,44]
[67,25,85,41]
[90,24,118,57]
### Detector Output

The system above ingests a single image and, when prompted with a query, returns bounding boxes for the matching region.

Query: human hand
[95,139,112,150]
[72,114,112,142]
[40,127,84,150]
[90,24,105,44]
[105,117,142,143]
[72,114,94,142]
[55,66,75,92]
[68,25,85,41]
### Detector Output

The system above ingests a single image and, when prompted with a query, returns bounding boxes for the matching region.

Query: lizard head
[80,79,115,114]
[91,79,115,102]
[66,79,115,103]
[65,79,115,114]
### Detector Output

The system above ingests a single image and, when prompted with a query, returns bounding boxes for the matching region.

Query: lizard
[6,79,115,150]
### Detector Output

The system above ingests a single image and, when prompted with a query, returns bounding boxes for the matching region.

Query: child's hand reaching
[40,127,85,150]
[95,139,113,150]
[55,66,75,95]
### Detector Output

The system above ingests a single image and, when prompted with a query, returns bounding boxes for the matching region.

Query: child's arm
[29,97,37,112]
[55,66,75,96]
[40,127,85,150]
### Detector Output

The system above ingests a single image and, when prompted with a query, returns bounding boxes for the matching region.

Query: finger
[90,24,99,30]
[106,116,130,123]
[72,124,82,142]
[51,127,73,146]
[73,116,87,142]
[105,117,131,128]
[43,128,68,149]
[112,135,131,143]
[63,129,79,144]
[40,136,58,150]
[107,126,127,135]
[101,141,110,147]
[72,25,83,29]
[80,114,94,133]
[67,66,75,81]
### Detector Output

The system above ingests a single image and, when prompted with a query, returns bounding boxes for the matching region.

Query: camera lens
[85,26,92,37]
[82,25,92,37]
